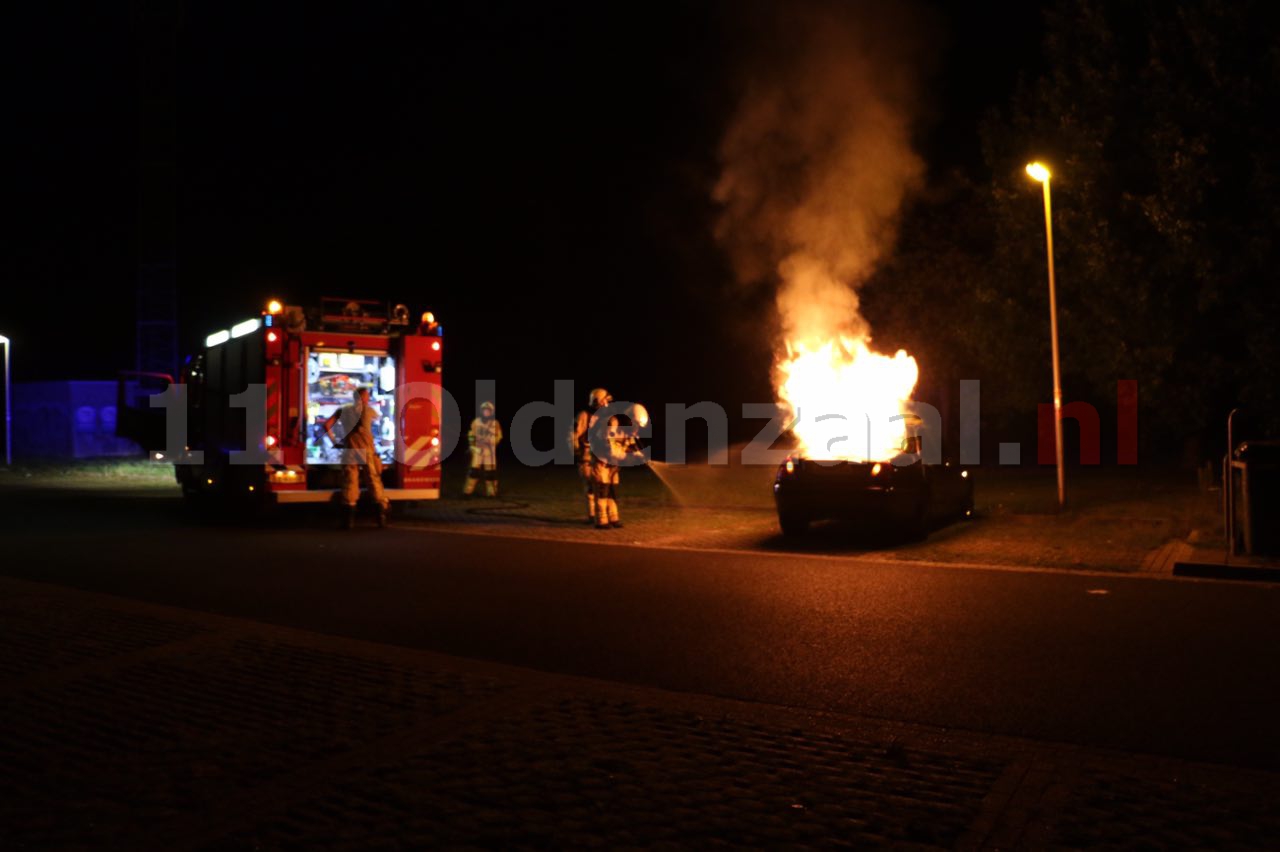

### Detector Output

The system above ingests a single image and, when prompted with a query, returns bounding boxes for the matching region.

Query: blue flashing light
[264,315,274,327]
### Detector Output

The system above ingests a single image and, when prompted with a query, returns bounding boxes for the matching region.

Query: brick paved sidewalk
[3,576,1276,849]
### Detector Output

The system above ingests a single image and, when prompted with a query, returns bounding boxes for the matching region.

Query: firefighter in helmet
[323,385,389,529]
[463,400,502,497]
[571,388,611,523]
[586,396,648,530]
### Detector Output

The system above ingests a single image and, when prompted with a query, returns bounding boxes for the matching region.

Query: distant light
[206,330,230,347]
[421,311,435,325]
[266,331,279,343]
[207,477,214,485]
[267,299,283,315]
[231,318,261,338]
[431,341,441,351]
[960,470,969,478]
[248,485,255,492]
[784,458,795,474]
[1025,162,1051,183]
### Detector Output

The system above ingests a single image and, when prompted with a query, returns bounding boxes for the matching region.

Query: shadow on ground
[754,515,976,554]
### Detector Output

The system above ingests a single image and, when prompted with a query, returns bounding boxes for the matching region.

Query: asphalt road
[3,486,1278,771]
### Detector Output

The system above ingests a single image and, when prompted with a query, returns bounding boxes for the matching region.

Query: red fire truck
[119,297,444,507]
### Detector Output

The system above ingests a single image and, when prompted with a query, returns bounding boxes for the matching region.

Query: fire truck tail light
[784,458,795,474]
[431,341,440,351]
[266,331,279,343]
[871,463,883,476]
[430,436,440,447]
[264,435,277,448]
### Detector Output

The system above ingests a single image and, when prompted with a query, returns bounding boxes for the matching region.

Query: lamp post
[1025,162,1065,509]
[0,334,10,466]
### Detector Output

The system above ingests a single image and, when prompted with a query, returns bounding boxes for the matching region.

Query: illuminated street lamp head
[1025,162,1051,183]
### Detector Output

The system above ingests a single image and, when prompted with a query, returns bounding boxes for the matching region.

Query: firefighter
[463,400,502,497]
[571,388,611,523]
[323,386,389,529]
[588,399,647,530]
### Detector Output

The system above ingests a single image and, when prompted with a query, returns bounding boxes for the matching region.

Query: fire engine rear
[120,297,444,507]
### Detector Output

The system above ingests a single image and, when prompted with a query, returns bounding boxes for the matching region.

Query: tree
[980,0,1280,459]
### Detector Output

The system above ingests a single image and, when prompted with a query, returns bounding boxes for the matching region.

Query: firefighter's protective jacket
[587,415,643,480]
[333,401,387,508]
[571,410,593,464]
[336,402,379,458]
[468,417,503,469]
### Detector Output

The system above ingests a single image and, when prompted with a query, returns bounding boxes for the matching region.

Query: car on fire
[772,430,974,539]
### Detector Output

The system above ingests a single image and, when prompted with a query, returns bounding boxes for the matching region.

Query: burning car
[772,431,974,538]
[765,331,972,537]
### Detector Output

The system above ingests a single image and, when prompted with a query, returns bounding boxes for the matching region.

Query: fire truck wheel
[180,480,210,511]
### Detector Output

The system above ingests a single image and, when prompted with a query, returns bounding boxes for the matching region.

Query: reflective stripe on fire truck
[405,435,435,470]
[266,371,280,445]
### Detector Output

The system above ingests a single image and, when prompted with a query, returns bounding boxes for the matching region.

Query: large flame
[777,335,919,462]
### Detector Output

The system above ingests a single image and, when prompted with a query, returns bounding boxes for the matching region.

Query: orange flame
[776,335,918,462]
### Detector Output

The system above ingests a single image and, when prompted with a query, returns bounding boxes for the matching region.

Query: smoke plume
[714,1,929,346]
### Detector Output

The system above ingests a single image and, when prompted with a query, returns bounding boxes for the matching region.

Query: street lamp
[1025,161,1065,509]
[0,334,10,466]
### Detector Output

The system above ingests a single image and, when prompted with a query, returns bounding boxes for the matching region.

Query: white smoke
[714,0,928,346]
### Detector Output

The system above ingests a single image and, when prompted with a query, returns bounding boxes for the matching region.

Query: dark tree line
[865,0,1280,463]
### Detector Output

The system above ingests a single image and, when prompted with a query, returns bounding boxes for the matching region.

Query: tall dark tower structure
[134,0,180,378]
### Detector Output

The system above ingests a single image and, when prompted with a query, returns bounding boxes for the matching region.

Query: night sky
[8,1,1043,433]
